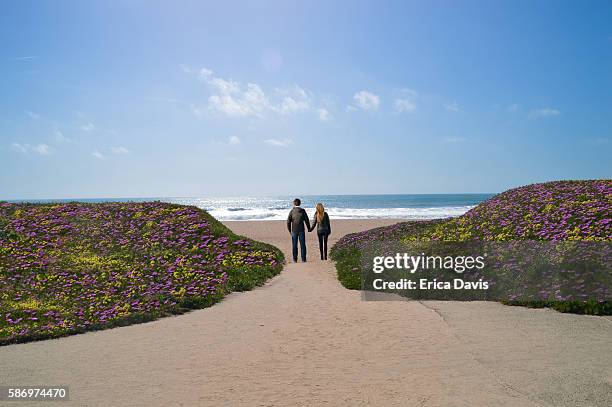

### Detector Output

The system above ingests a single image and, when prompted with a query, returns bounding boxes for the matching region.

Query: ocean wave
[206,206,475,221]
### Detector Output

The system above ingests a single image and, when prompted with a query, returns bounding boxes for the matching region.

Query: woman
[309,203,331,260]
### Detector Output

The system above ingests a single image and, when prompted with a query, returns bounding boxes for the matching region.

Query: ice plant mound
[331,180,611,314]
[428,180,611,241]
[0,202,283,345]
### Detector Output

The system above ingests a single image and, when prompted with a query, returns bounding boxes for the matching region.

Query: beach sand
[1,219,611,406]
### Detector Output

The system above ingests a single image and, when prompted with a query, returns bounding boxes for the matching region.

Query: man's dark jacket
[287,207,311,234]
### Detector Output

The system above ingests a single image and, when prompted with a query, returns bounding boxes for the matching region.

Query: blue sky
[1,0,611,199]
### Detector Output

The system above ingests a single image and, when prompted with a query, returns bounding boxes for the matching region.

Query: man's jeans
[291,231,307,262]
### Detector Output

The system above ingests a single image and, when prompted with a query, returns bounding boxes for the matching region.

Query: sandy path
[1,219,610,406]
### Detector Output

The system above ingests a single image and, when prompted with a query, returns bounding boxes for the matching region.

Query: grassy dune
[331,180,611,314]
[0,202,284,345]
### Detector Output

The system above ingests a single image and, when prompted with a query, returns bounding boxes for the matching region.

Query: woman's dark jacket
[310,212,331,235]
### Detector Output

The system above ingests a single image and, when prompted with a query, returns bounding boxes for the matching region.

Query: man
[287,198,311,262]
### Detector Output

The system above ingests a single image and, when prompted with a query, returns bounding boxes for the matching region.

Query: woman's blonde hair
[316,203,325,223]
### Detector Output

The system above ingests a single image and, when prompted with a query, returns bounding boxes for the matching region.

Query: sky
[1,0,611,199]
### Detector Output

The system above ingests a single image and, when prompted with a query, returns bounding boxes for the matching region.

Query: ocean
[10,194,494,221]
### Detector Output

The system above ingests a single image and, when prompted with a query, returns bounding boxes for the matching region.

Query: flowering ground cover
[330,180,612,314]
[0,202,283,345]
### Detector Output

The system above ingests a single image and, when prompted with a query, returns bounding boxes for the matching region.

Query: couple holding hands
[286,198,332,262]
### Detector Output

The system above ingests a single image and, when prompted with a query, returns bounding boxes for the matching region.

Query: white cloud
[190,67,327,120]
[199,67,213,78]
[111,146,130,155]
[208,77,241,94]
[264,138,292,147]
[443,102,459,112]
[32,144,52,155]
[11,142,52,155]
[228,136,241,145]
[277,85,311,114]
[25,110,40,120]
[199,67,267,117]
[352,91,380,111]
[394,98,416,113]
[317,108,330,121]
[11,143,28,153]
[92,150,105,159]
[528,107,560,118]
[400,88,418,97]
[81,122,96,131]
[279,98,309,114]
[54,130,71,144]
[207,83,270,118]
[393,88,418,113]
